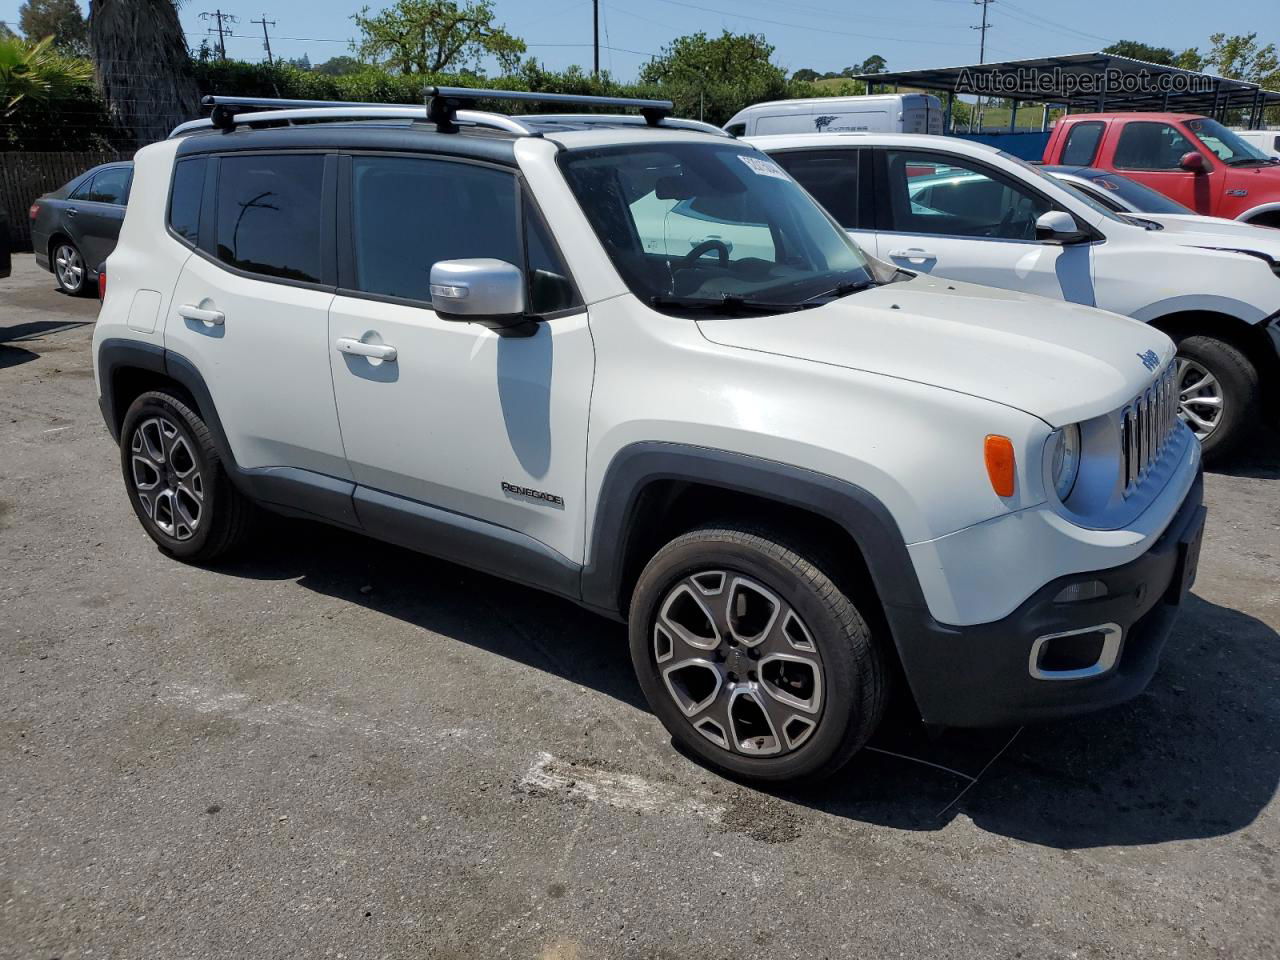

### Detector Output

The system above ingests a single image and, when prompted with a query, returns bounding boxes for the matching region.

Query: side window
[68,173,97,202]
[168,157,206,246]
[349,155,519,303]
[883,150,1053,241]
[215,154,325,283]
[1059,122,1104,166]
[772,149,859,227]
[1113,122,1198,171]
[84,166,131,205]
[524,197,581,314]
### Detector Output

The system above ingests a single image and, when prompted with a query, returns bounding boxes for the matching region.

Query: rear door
[769,146,876,251]
[870,146,1096,304]
[1103,120,1222,214]
[67,165,132,269]
[164,151,349,479]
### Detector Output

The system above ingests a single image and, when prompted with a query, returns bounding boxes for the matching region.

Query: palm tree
[89,0,199,145]
[0,33,92,116]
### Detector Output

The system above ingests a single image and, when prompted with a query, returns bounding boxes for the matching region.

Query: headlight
[1047,425,1081,500]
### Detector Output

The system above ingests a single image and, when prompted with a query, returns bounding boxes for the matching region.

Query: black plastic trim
[96,338,167,441]
[581,442,925,618]
[175,125,520,168]
[353,486,581,599]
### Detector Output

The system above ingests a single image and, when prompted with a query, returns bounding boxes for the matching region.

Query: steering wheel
[682,239,730,268]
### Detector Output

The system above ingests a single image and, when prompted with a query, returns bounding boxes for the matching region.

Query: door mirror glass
[430,259,527,327]
[1179,151,1207,173]
[1035,210,1087,243]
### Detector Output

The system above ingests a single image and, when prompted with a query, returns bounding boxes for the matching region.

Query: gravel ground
[2,253,1278,959]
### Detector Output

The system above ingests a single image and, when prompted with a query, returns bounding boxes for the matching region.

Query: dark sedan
[31,161,134,296]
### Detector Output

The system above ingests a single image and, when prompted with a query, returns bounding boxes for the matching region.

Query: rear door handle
[178,303,225,325]
[336,337,397,362]
[888,247,937,261]
[66,207,78,217]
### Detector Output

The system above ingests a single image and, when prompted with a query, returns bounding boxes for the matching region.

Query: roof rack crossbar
[197,95,539,137]
[424,86,674,131]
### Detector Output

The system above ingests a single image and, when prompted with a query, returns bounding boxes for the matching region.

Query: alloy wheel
[54,243,83,292]
[130,416,204,541]
[653,570,825,757]
[1176,358,1224,440]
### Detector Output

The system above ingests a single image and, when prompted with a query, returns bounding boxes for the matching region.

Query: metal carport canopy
[855,52,1280,124]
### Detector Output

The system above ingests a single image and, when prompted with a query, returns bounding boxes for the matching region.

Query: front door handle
[888,247,937,262]
[66,207,78,217]
[336,337,397,362]
[178,303,224,325]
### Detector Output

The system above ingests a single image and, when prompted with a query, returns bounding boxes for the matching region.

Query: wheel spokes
[129,417,202,541]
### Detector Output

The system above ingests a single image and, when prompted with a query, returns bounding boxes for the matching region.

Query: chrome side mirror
[429,259,527,329]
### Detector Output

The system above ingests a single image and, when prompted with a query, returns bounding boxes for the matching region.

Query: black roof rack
[189,89,677,138]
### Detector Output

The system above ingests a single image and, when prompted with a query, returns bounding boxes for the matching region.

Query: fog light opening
[1029,623,1123,681]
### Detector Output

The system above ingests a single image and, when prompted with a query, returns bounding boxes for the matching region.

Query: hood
[696,275,1173,427]
[1144,214,1280,247]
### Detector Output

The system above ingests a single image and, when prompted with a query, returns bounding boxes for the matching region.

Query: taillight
[97,270,107,300]
[28,203,40,220]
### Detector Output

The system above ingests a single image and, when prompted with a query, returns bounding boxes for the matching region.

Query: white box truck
[724,93,944,137]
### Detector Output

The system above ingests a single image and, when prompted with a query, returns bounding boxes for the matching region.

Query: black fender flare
[579,442,928,620]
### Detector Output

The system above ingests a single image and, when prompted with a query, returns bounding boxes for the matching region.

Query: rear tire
[1173,335,1258,463]
[119,390,254,562]
[629,524,887,784]
[51,239,88,296]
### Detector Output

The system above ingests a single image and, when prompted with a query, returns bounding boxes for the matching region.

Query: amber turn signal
[984,435,1016,497]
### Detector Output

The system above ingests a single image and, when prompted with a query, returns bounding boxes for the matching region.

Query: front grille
[1121,363,1179,494]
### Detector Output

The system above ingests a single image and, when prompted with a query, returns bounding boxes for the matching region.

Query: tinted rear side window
[350,155,518,303]
[168,157,206,246]
[772,149,859,227]
[216,154,324,283]
[1060,122,1104,166]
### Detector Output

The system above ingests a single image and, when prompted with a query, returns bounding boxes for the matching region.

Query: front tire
[1174,335,1259,463]
[119,390,254,561]
[629,524,887,783]
[52,239,88,296]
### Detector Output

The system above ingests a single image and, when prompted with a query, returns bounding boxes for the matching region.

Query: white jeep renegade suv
[93,91,1205,783]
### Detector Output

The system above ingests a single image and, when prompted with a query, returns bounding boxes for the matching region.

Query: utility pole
[592,0,599,77]
[971,0,994,132]
[200,10,238,61]
[971,0,994,64]
[251,14,277,67]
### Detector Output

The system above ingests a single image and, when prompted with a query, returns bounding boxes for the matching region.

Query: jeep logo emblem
[1137,350,1160,371]
[814,115,836,132]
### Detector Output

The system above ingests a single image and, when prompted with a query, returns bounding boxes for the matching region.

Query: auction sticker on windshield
[738,155,789,180]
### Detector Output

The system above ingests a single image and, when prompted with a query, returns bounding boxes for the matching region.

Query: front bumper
[887,469,1205,728]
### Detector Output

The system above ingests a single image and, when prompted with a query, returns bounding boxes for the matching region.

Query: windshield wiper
[649,294,815,315]
[801,278,880,303]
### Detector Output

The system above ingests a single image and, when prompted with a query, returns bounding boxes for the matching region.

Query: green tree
[849,54,887,76]
[1103,40,1177,65]
[1203,32,1279,87]
[640,31,788,125]
[315,55,364,76]
[352,0,525,75]
[18,0,87,56]
[0,32,91,114]
[791,67,819,83]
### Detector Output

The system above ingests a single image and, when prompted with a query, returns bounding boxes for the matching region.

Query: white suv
[93,91,1205,783]
[752,132,1280,459]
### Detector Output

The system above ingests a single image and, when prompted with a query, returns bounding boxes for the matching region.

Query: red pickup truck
[1043,113,1280,227]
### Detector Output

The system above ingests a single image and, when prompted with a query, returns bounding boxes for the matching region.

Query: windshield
[558,143,876,313]
[1069,172,1194,214]
[1185,118,1271,165]
[998,151,1128,222]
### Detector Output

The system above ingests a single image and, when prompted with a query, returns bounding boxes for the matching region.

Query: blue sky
[3,1,1276,80]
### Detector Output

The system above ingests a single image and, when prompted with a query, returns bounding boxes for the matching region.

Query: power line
[199,9,239,61]
[250,14,277,67]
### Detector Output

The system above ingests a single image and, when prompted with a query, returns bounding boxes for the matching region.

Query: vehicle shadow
[218,518,1279,851]
[1210,425,1280,480]
[0,345,40,370]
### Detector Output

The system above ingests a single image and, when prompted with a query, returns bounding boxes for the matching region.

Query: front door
[872,147,1096,305]
[327,154,592,562]
[69,164,131,269]
[1106,120,1222,216]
